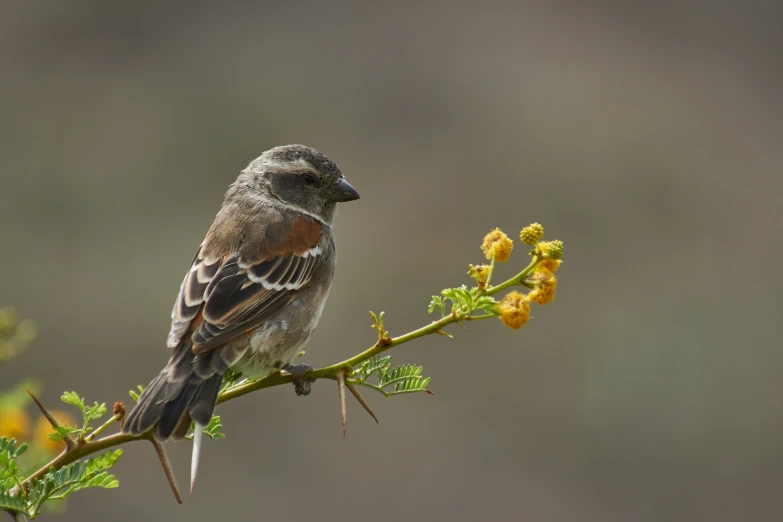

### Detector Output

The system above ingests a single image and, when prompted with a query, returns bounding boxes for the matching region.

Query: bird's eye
[302,174,318,186]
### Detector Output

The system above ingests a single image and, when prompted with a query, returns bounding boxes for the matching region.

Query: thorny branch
[3,224,563,519]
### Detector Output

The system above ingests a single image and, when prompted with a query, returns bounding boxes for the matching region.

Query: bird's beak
[329,178,360,202]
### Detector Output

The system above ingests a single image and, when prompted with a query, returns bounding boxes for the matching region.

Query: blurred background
[1,1,782,520]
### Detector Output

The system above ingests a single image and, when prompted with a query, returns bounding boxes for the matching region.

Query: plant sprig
[1,222,564,519]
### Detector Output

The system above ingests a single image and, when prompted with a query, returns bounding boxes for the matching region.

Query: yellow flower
[497,291,531,330]
[530,268,557,305]
[34,410,76,454]
[0,406,31,441]
[481,228,513,262]
[468,264,491,284]
[520,223,544,245]
[537,257,562,273]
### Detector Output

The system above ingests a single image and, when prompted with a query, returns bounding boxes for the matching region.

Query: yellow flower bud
[536,241,563,273]
[481,228,513,262]
[520,223,544,245]
[34,410,76,454]
[468,264,491,284]
[539,239,563,260]
[0,406,31,441]
[497,291,531,330]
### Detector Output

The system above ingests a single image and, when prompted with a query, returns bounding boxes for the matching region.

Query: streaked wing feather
[166,213,324,354]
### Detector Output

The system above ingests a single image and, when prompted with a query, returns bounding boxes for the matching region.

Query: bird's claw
[281,363,314,396]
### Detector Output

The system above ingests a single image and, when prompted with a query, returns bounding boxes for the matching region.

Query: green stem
[347,380,389,398]
[84,413,122,442]
[465,313,495,320]
[487,255,540,295]
[484,256,497,287]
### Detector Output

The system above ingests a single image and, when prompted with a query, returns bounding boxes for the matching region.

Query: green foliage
[429,285,498,318]
[128,385,145,402]
[0,439,122,519]
[369,311,389,339]
[46,426,79,444]
[201,416,225,440]
[185,415,226,441]
[428,295,445,316]
[350,355,432,397]
[220,369,246,394]
[0,488,27,515]
[354,355,393,381]
[25,450,122,517]
[0,437,28,491]
[56,392,107,441]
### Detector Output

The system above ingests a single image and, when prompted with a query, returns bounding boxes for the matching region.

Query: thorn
[27,390,77,451]
[150,439,183,504]
[336,373,347,437]
[344,380,379,424]
[434,329,453,338]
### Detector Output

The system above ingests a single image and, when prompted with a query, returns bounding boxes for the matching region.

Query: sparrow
[123,145,359,492]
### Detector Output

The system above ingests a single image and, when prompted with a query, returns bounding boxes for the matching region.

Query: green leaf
[25,450,123,514]
[48,424,81,443]
[0,437,28,491]
[353,355,392,382]
[221,369,244,390]
[378,363,423,387]
[61,392,107,435]
[83,402,107,423]
[128,385,144,402]
[392,376,432,395]
[0,489,27,515]
[184,416,226,441]
[83,450,122,475]
[202,416,225,440]
[60,391,86,413]
[350,357,433,398]
[428,296,445,316]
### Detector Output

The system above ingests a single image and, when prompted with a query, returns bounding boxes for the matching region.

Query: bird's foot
[281,363,314,396]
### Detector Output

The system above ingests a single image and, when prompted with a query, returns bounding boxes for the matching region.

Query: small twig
[84,413,122,442]
[27,391,76,451]
[464,313,495,321]
[336,373,347,437]
[485,255,497,288]
[19,432,147,493]
[149,440,182,504]
[344,380,379,424]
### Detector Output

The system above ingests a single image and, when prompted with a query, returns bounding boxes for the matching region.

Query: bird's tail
[123,343,228,440]
[123,342,242,494]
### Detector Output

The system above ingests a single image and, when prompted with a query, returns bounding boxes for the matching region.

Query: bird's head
[239,144,359,224]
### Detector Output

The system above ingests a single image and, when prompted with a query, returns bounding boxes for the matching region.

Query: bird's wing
[166,213,325,353]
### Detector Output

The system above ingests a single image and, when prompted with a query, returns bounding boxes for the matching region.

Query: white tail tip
[190,426,204,497]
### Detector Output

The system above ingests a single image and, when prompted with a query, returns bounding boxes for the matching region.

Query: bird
[122,144,359,494]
